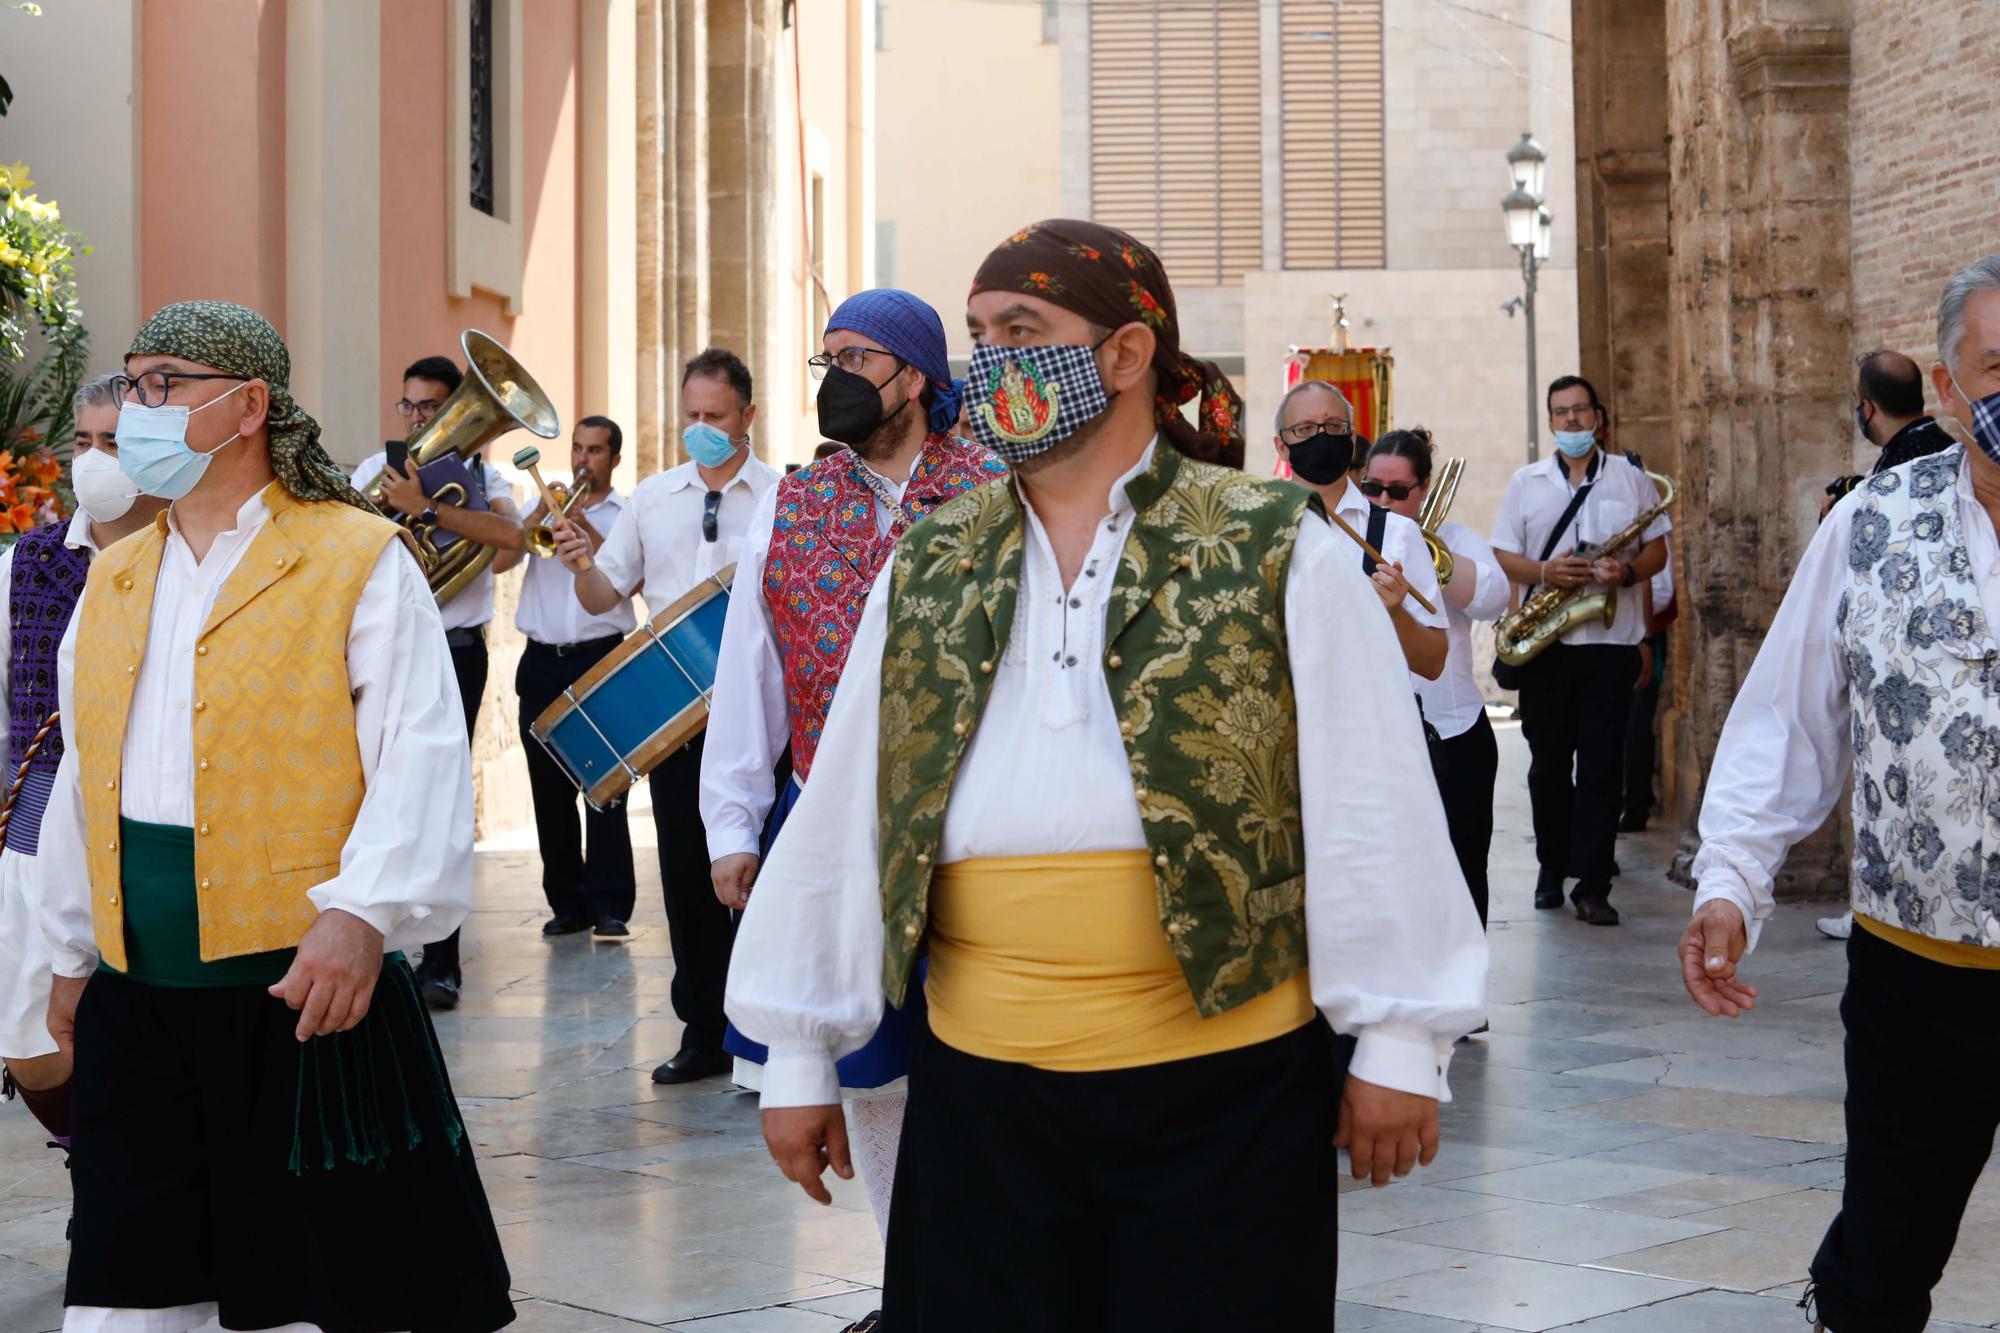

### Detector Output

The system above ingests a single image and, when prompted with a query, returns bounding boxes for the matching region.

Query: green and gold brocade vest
[877,443,1319,1017]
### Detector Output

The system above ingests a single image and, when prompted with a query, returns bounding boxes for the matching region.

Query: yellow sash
[1855,913,2000,970]
[924,850,1316,1072]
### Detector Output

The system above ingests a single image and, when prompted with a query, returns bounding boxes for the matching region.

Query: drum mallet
[512,445,568,521]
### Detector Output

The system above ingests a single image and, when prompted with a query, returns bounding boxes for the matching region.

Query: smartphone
[385,439,409,475]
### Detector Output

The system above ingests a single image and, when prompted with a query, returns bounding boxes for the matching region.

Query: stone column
[745,0,780,442]
[1663,0,1852,895]
[635,0,669,477]
[708,0,755,360]
[675,0,712,429]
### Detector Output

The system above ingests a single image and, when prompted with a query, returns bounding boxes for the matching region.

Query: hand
[1635,640,1654,689]
[1543,551,1593,588]
[713,852,759,910]
[1336,1076,1440,1188]
[763,1104,852,1204]
[267,909,386,1042]
[1679,899,1759,1017]
[553,518,594,574]
[1370,560,1412,612]
[1590,556,1628,587]
[46,973,86,1058]
[379,462,430,518]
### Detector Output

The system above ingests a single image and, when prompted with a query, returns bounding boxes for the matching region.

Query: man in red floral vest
[701,289,1005,1300]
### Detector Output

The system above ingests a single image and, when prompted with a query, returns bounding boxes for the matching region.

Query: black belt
[444,626,487,650]
[525,632,625,658]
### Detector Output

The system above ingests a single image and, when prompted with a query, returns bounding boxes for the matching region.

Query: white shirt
[593,454,781,617]
[700,458,914,861]
[1417,519,1511,738]
[37,489,475,976]
[515,491,638,644]
[725,443,1488,1109]
[1326,480,1448,630]
[1489,450,1672,646]
[352,451,514,632]
[0,510,99,703]
[1692,462,2000,950]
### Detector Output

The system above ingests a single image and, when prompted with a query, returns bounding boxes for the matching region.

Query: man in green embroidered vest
[726,221,1488,1328]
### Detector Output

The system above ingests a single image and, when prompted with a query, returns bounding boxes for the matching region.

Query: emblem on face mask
[979,357,1060,446]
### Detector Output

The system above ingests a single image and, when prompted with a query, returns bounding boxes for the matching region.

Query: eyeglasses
[1357,479,1419,501]
[396,397,446,418]
[702,490,721,542]
[1277,419,1352,446]
[807,348,904,380]
[1549,403,1601,426]
[110,371,247,409]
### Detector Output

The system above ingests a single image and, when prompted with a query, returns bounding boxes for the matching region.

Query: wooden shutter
[1280,0,1385,268]
[1090,0,1262,288]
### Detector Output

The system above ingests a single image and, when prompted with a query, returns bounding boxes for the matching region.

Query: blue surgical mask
[1553,429,1598,459]
[683,421,740,468]
[114,382,249,501]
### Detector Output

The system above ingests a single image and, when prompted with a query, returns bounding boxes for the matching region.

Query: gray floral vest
[1841,445,2000,948]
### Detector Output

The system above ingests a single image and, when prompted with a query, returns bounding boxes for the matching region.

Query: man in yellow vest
[35,302,513,1332]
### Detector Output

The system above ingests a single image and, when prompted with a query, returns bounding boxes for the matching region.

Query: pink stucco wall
[139,0,288,324]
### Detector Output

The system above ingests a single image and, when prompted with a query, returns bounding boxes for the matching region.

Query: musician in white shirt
[554,348,780,1085]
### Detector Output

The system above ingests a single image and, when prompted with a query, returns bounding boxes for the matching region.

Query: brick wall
[1850,1,2000,375]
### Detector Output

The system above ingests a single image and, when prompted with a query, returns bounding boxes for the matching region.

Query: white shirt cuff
[758,1047,843,1109]
[308,890,406,945]
[1693,874,1766,953]
[706,823,764,864]
[1350,1021,1451,1102]
[51,947,96,979]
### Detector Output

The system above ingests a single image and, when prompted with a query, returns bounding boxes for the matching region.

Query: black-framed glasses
[1357,479,1419,502]
[807,348,904,380]
[396,397,446,418]
[110,371,247,409]
[702,490,722,542]
[1277,418,1352,446]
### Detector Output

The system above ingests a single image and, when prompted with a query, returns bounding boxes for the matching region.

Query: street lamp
[1502,132,1548,464]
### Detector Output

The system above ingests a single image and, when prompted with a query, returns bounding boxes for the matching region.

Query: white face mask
[70,447,141,523]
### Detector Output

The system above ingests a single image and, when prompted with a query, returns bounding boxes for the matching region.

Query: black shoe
[1534,871,1565,910]
[418,974,461,1010]
[593,917,630,939]
[1574,896,1620,926]
[840,1314,881,1333]
[1618,812,1649,833]
[542,915,591,937]
[652,1047,730,1084]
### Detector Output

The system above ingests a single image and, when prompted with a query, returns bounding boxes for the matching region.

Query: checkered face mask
[1953,369,2000,465]
[964,342,1111,465]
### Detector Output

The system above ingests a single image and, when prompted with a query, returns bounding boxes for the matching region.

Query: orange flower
[6,505,34,532]
[28,451,59,486]
[0,452,20,479]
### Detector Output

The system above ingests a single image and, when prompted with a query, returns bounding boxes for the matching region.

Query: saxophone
[1493,470,1676,666]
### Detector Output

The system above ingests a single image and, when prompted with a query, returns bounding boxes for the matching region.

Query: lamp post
[1502,133,1548,464]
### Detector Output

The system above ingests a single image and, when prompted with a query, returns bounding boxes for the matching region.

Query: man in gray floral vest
[1685,254,2000,1333]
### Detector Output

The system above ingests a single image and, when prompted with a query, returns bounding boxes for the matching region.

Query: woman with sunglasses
[1364,429,1509,926]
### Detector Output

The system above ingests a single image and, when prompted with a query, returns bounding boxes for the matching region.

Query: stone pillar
[675,0,712,422]
[1663,0,1853,895]
[635,0,669,478]
[745,0,780,447]
[708,0,756,359]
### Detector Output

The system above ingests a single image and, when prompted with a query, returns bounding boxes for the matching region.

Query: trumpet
[1417,456,1466,586]
[526,467,594,557]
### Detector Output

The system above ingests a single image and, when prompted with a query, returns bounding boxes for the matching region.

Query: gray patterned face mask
[963,342,1111,465]
[1950,369,2000,465]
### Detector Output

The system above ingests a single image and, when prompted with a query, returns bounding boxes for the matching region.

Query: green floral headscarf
[125,300,380,514]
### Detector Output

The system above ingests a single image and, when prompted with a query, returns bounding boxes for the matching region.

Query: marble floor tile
[663,1308,850,1330]
[1384,1199,1723,1265]
[1550,1288,1820,1330]
[1337,1183,1512,1236]
[1593,1226,1815,1293]
[1565,1051,1846,1098]
[1334,1232,1477,1291]
[1435,1157,1698,1206]
[1578,1129,1841,1175]
[1566,1087,1848,1144]
[1581,1175,1804,1219]
[1331,1306,1485,1331]
[1340,1252,1702,1332]
[1679,1186,1843,1239]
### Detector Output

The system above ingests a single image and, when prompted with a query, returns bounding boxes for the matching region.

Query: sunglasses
[702,490,721,542]
[1357,479,1419,502]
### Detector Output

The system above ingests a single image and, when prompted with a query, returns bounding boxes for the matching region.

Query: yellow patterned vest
[877,443,1319,1016]
[75,485,402,970]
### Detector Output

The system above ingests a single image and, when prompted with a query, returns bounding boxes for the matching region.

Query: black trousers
[883,1021,1342,1331]
[1515,642,1637,898]
[516,637,636,925]
[1622,631,1665,824]
[419,634,490,984]
[649,735,733,1055]
[1808,926,2000,1333]
[1438,711,1499,927]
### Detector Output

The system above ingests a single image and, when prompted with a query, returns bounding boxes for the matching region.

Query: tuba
[1494,470,1676,666]
[525,466,595,557]
[364,330,560,607]
[1417,455,1465,586]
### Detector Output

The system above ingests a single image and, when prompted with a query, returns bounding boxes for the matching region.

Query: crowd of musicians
[0,228,1995,1333]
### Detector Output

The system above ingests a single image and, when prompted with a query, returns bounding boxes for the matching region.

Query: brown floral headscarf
[969,219,1245,469]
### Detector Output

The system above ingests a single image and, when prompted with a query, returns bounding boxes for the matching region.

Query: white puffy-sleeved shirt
[515,490,638,645]
[1417,518,1511,739]
[351,451,513,632]
[592,455,781,618]
[1489,450,1672,647]
[1692,463,2000,951]
[1325,480,1448,632]
[725,443,1489,1109]
[37,488,475,976]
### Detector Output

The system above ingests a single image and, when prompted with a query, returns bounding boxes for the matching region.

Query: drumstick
[1324,509,1440,615]
[511,445,567,522]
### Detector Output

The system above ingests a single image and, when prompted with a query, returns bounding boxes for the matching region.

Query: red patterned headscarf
[969,219,1246,469]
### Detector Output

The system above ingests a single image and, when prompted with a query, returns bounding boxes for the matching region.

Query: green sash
[102,819,298,989]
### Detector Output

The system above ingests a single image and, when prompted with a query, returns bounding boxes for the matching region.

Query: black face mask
[1287,430,1357,485]
[1855,403,1872,442]
[817,364,908,447]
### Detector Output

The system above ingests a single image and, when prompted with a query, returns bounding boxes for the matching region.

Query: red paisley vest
[765,433,1008,778]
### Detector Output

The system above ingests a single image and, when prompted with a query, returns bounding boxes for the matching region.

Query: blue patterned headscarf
[824,289,963,434]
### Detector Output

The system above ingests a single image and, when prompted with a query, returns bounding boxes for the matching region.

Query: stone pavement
[0,719,1996,1330]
